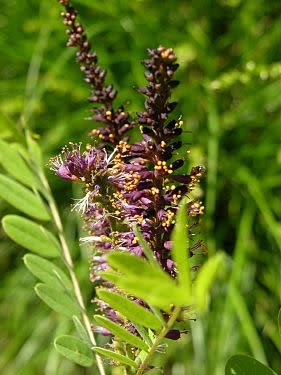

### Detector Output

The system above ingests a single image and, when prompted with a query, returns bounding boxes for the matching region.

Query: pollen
[161,209,175,227]
[154,160,172,174]
[118,140,131,154]
[189,201,205,216]
[91,129,100,136]
[151,187,159,195]
[132,237,138,245]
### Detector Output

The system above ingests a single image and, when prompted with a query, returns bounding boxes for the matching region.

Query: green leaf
[54,335,94,367]
[23,254,72,291]
[35,283,81,318]
[98,271,120,284]
[73,316,90,344]
[106,252,188,307]
[0,140,36,187]
[132,224,161,268]
[0,174,49,220]
[171,198,191,294]
[194,252,224,312]
[92,347,137,368]
[100,272,171,311]
[106,251,163,279]
[2,215,60,257]
[94,315,149,352]
[133,323,153,347]
[97,289,162,331]
[225,354,277,375]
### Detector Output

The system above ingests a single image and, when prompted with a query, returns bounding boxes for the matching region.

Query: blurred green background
[0,0,280,374]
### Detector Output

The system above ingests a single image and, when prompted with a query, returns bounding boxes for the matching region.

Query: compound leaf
[97,289,162,331]
[0,174,49,220]
[92,347,137,368]
[94,315,149,352]
[23,254,72,290]
[3,215,60,257]
[225,354,277,375]
[54,335,94,367]
[35,283,80,318]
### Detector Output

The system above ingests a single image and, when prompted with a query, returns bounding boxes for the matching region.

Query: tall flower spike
[58,0,133,145]
[107,46,206,276]
[54,1,206,344]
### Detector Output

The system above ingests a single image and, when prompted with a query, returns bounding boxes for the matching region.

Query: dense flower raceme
[58,0,133,145]
[54,0,206,341]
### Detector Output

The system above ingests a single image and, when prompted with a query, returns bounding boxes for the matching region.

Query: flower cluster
[58,0,133,145]
[54,0,206,341]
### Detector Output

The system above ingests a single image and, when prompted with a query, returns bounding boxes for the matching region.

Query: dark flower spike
[58,0,133,145]
[53,7,207,344]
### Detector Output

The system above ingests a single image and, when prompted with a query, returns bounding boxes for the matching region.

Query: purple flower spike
[54,6,207,342]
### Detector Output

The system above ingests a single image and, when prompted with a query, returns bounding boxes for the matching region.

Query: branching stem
[136,306,182,375]
[38,169,106,375]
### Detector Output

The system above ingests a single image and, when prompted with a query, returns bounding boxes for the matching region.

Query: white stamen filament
[105,147,118,165]
[79,236,103,243]
[72,191,92,213]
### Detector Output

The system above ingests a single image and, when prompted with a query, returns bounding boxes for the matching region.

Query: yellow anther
[132,237,138,245]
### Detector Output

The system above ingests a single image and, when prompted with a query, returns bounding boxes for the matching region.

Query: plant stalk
[38,170,106,375]
[136,306,181,375]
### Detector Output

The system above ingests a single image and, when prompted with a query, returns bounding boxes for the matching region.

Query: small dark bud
[162,150,172,160]
[170,63,179,71]
[169,141,182,151]
[171,159,184,170]
[141,127,155,136]
[165,330,181,340]
[174,128,182,136]
[167,101,178,113]
[166,120,176,130]
[169,80,180,88]
[172,174,192,184]
[173,185,188,195]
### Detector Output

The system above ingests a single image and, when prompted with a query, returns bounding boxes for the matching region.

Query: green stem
[136,306,181,375]
[38,170,106,375]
